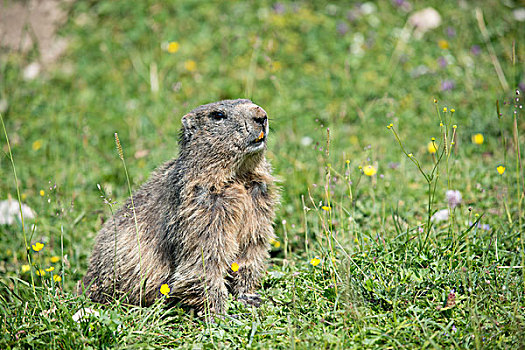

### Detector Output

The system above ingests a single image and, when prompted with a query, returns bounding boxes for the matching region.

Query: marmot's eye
[210,111,226,120]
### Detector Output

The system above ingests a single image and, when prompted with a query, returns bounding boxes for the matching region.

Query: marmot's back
[83,99,277,313]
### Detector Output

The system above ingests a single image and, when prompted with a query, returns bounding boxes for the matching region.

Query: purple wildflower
[347,10,359,22]
[441,80,455,91]
[337,22,349,35]
[272,3,285,14]
[438,56,447,68]
[471,45,481,56]
[392,0,412,11]
[388,162,400,169]
[468,221,491,231]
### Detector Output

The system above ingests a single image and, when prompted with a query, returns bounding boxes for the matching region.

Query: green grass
[1,0,524,348]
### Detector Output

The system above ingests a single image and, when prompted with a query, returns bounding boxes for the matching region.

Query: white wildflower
[446,190,462,209]
[408,8,442,39]
[22,62,41,81]
[360,2,377,15]
[0,99,8,114]
[301,136,313,146]
[513,8,525,22]
[72,308,99,322]
[431,209,449,223]
[351,33,365,56]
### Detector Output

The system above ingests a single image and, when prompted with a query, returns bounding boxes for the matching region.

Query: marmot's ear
[181,113,194,130]
[180,113,196,143]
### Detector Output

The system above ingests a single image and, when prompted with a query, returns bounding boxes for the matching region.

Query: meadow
[1,0,524,348]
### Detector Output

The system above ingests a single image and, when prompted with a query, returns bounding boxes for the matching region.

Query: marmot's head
[179,99,269,164]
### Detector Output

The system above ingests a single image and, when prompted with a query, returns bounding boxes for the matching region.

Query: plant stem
[1,114,38,301]
[115,133,143,307]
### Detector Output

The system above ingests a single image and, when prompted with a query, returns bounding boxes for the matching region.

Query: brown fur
[83,99,277,314]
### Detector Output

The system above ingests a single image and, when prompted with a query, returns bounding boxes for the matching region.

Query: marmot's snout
[246,105,268,152]
[252,105,268,127]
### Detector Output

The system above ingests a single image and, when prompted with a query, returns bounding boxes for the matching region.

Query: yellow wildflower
[270,61,282,72]
[53,275,62,282]
[36,269,46,276]
[32,140,42,151]
[472,133,484,145]
[310,257,321,267]
[167,41,180,53]
[443,107,447,112]
[450,108,455,113]
[160,284,170,296]
[363,165,377,177]
[50,256,60,263]
[21,264,30,273]
[269,238,280,248]
[40,190,45,197]
[438,40,449,49]
[427,141,438,154]
[231,262,239,272]
[184,60,196,72]
[45,266,55,272]
[321,206,331,211]
[497,166,505,175]
[32,242,44,252]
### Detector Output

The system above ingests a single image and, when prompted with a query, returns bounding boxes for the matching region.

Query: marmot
[83,99,277,314]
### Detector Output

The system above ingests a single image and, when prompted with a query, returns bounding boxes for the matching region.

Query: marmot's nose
[252,106,268,126]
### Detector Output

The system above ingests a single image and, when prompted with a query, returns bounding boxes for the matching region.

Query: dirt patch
[0,0,72,65]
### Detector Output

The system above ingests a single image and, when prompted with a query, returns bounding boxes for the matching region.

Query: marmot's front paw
[237,293,262,307]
